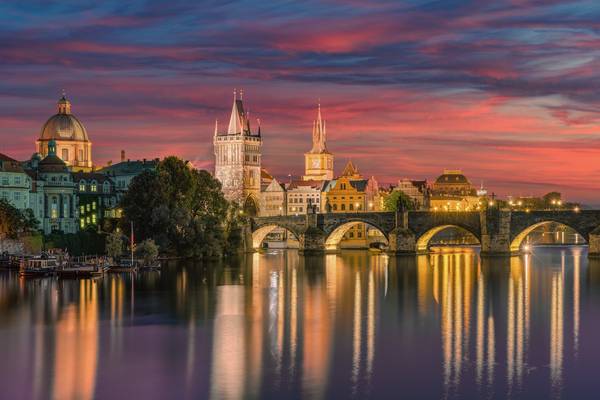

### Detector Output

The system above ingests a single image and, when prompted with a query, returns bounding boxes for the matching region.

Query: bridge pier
[387,227,417,255]
[588,231,600,258]
[480,210,512,256]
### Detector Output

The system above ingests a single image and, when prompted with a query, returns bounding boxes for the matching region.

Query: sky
[0,0,599,204]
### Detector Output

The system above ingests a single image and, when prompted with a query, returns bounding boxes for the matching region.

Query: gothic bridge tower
[213,90,262,215]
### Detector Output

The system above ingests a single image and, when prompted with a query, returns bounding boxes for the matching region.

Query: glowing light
[574,206,580,213]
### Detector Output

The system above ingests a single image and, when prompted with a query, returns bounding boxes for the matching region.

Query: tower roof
[308,102,329,154]
[220,89,258,136]
[341,160,360,178]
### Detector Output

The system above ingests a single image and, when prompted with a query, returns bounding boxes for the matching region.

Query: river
[0,247,598,399]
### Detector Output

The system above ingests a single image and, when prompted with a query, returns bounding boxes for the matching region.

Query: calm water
[1,247,599,399]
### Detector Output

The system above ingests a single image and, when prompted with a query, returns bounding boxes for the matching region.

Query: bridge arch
[416,224,481,252]
[324,220,389,251]
[510,220,587,252]
[251,224,300,250]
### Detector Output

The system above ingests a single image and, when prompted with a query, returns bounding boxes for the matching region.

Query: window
[14,176,21,185]
[341,204,346,211]
[80,218,85,228]
[357,232,362,238]
[62,148,69,161]
[1,177,8,185]
[349,232,354,238]
[79,181,86,191]
[80,206,85,214]
[13,192,20,201]
[333,204,337,211]
[79,149,83,161]
[86,204,91,212]
[51,199,58,219]
[92,214,97,224]
[92,201,96,210]
[103,182,110,193]
[91,181,97,192]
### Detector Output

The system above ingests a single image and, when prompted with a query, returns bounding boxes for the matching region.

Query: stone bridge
[248,209,600,257]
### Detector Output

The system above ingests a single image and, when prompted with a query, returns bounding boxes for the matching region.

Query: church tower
[213,90,262,214]
[303,103,333,181]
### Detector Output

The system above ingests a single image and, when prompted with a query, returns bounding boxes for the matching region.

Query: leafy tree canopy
[0,199,38,239]
[383,190,416,212]
[120,156,238,258]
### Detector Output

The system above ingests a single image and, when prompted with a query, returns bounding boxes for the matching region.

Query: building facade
[303,104,333,181]
[73,172,119,231]
[0,154,31,211]
[286,180,325,215]
[260,178,286,216]
[395,178,430,210]
[213,91,262,214]
[29,140,78,234]
[430,169,480,211]
[36,94,93,171]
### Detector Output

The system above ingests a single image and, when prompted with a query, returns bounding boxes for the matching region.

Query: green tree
[0,199,38,239]
[383,190,416,212]
[135,239,159,265]
[120,156,232,258]
[105,231,124,259]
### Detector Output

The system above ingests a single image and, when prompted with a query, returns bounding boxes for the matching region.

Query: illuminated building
[36,93,93,172]
[213,90,262,214]
[394,178,430,210]
[0,153,31,211]
[286,180,325,215]
[430,169,480,211]
[260,178,286,216]
[303,103,333,181]
[322,161,380,248]
[72,171,119,231]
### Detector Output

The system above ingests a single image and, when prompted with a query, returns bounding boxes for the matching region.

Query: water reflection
[0,246,596,399]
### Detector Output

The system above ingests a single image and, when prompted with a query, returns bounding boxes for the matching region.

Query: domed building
[36,94,92,171]
[430,169,480,211]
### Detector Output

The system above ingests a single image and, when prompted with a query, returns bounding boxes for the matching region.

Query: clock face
[311,158,320,168]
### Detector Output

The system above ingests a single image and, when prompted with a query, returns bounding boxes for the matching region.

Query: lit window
[92,201,96,210]
[92,214,97,224]
[62,148,69,161]
[86,204,90,211]
[80,206,85,214]
[79,181,86,191]
[80,219,85,228]
[91,183,97,192]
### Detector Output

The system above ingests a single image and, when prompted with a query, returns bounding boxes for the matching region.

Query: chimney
[121,150,125,162]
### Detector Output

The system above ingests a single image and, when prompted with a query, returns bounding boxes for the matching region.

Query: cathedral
[303,103,333,180]
[36,93,93,171]
[213,91,262,214]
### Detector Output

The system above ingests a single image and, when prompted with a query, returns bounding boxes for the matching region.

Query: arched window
[91,180,97,192]
[79,180,86,191]
[341,204,346,211]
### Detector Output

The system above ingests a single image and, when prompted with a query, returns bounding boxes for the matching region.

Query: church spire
[310,102,327,153]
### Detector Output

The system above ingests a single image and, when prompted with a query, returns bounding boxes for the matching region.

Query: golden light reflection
[53,280,99,400]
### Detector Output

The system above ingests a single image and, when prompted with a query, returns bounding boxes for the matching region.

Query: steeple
[309,102,327,153]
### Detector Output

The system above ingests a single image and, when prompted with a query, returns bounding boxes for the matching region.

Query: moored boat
[108,258,138,273]
[19,257,59,277]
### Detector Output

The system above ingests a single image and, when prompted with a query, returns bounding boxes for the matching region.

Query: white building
[286,180,325,215]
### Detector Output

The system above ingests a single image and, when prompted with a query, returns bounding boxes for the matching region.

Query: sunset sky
[1,1,599,203]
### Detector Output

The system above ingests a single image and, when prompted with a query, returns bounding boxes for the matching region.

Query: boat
[57,257,109,278]
[138,261,161,272]
[19,257,59,277]
[108,258,138,273]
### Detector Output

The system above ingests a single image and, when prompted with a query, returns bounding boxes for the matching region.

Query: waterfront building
[213,91,262,215]
[303,104,334,181]
[73,171,119,231]
[0,153,31,211]
[25,140,78,234]
[36,94,93,172]
[260,178,286,216]
[430,169,480,211]
[286,180,325,215]
[322,161,381,248]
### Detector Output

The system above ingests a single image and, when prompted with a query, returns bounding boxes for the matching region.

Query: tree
[135,239,159,265]
[0,199,38,239]
[105,231,123,259]
[120,156,233,258]
[383,190,416,212]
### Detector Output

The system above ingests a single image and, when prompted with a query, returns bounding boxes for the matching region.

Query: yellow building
[303,104,334,181]
[322,161,380,248]
[36,93,93,172]
[430,169,481,211]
